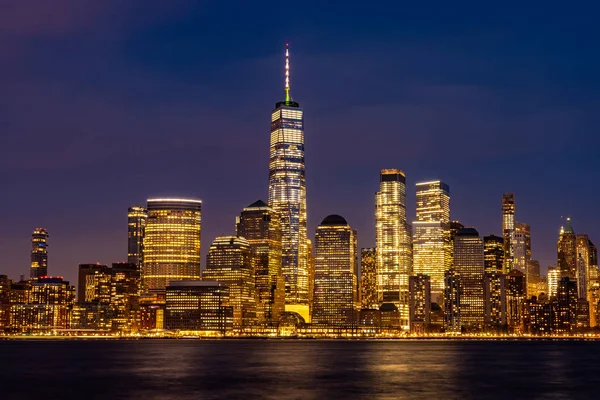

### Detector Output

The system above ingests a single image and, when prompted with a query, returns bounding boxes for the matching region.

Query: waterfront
[0,340,597,399]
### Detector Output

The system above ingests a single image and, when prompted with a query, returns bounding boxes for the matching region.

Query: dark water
[0,339,597,399]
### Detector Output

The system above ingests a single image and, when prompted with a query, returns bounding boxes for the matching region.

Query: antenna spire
[285,43,290,103]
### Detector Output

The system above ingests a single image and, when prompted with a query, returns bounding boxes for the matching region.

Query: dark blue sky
[1,1,600,283]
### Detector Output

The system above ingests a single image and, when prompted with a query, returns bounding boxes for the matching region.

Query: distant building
[502,193,515,273]
[547,266,561,298]
[555,276,577,334]
[143,198,202,290]
[512,222,531,275]
[484,235,504,273]
[203,236,257,328]
[506,270,526,332]
[127,206,147,271]
[557,218,577,276]
[25,277,75,331]
[408,274,431,334]
[453,228,485,331]
[360,248,378,309]
[165,281,232,333]
[77,264,111,304]
[236,200,285,325]
[312,215,358,327]
[484,271,506,332]
[30,228,49,279]
[444,268,461,334]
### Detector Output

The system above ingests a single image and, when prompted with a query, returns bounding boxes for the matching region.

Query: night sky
[2,1,600,284]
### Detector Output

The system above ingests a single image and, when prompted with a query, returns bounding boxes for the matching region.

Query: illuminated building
[110,262,141,332]
[379,303,402,331]
[449,221,464,267]
[358,308,381,331]
[143,198,202,290]
[502,193,515,273]
[376,169,412,328]
[127,206,147,270]
[0,275,12,329]
[203,236,257,327]
[165,281,233,333]
[576,254,587,300]
[30,228,49,279]
[139,291,165,330]
[444,268,461,334]
[547,266,560,298]
[453,228,484,332]
[360,248,378,309]
[412,181,451,302]
[483,235,504,273]
[483,271,507,332]
[575,299,590,330]
[267,44,309,320]
[408,274,431,334]
[557,218,577,275]
[312,215,358,327]
[27,277,76,331]
[527,260,541,297]
[555,276,577,333]
[512,222,531,275]
[523,299,554,335]
[576,235,599,325]
[236,200,285,325]
[506,270,526,332]
[77,264,111,304]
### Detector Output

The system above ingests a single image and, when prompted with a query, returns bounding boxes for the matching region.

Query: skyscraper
[412,181,451,302]
[30,228,49,279]
[376,169,412,328]
[557,217,577,275]
[143,198,202,291]
[502,193,515,273]
[453,228,485,331]
[506,270,526,331]
[236,200,285,325]
[360,248,378,309]
[127,206,147,271]
[312,215,357,327]
[483,271,507,332]
[267,44,309,320]
[547,266,561,297]
[444,268,461,334]
[483,235,504,273]
[408,274,431,334]
[203,236,257,327]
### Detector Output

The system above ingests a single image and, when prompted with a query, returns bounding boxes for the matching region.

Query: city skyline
[2,2,600,286]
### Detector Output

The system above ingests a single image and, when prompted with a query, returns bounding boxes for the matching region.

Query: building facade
[453,228,485,331]
[557,218,577,276]
[127,206,147,270]
[484,235,504,273]
[312,215,357,327]
[143,198,202,291]
[360,248,378,309]
[502,193,515,273]
[30,228,49,279]
[408,274,431,334]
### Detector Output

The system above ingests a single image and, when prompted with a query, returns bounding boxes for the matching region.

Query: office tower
[376,169,412,328]
[557,218,577,275]
[413,181,451,302]
[523,299,554,335]
[165,281,233,333]
[29,277,76,330]
[502,193,515,273]
[127,206,147,270]
[203,236,257,327]
[527,260,541,297]
[576,235,598,302]
[143,198,202,291]
[484,271,507,332]
[312,215,358,327]
[307,239,314,318]
[555,276,577,333]
[267,44,309,320]
[77,263,111,303]
[547,266,560,298]
[444,268,461,334]
[575,299,590,330]
[110,262,141,332]
[236,200,285,325]
[576,254,587,300]
[449,221,464,267]
[360,248,378,309]
[30,228,49,279]
[408,274,431,334]
[453,228,485,331]
[512,222,531,273]
[484,235,504,273]
[506,270,526,332]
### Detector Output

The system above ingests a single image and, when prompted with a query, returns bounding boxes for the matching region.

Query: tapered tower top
[276,43,299,108]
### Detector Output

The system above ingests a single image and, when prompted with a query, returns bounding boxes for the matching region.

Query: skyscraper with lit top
[376,169,412,328]
[412,180,451,301]
[143,198,202,291]
[30,228,49,279]
[557,217,577,276]
[268,44,309,321]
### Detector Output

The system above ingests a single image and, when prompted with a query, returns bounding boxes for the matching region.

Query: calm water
[0,339,597,399]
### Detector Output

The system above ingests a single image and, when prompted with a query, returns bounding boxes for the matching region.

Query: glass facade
[408,274,431,333]
[483,271,506,332]
[453,228,485,331]
[483,235,504,273]
[557,218,577,275]
[312,215,357,327]
[127,206,147,271]
[30,228,49,279]
[375,169,412,328]
[203,236,257,328]
[143,199,202,291]
[236,200,285,325]
[360,248,378,309]
[502,193,515,273]
[267,46,308,315]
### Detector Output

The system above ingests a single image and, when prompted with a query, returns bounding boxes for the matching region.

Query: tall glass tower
[375,169,412,329]
[127,206,147,271]
[30,228,49,279]
[267,44,309,321]
[502,193,515,273]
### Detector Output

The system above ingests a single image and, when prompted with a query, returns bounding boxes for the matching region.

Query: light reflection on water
[0,340,598,400]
